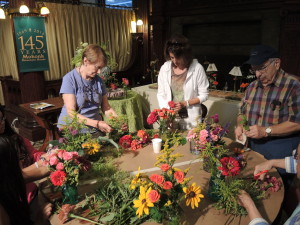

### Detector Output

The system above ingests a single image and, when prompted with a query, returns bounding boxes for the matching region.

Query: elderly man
[235,45,300,187]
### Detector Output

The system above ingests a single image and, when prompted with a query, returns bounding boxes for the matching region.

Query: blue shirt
[57,69,107,131]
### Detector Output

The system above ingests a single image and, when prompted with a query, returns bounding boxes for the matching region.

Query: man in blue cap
[235,44,300,188]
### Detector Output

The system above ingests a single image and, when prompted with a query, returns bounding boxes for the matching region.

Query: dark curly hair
[164,34,193,68]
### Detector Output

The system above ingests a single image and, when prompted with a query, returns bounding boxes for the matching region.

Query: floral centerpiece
[146,107,176,136]
[130,139,204,224]
[186,114,230,155]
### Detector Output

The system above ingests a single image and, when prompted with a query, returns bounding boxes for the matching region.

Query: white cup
[152,138,162,154]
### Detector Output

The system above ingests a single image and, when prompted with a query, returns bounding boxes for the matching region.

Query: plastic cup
[152,138,162,154]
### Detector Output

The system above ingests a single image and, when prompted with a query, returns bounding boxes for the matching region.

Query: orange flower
[162,181,173,190]
[148,189,160,203]
[161,164,171,172]
[174,171,185,183]
[150,174,164,185]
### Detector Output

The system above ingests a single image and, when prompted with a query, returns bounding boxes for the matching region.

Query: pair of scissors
[254,170,269,180]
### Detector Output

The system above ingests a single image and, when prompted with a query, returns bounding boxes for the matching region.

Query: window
[106,0,132,7]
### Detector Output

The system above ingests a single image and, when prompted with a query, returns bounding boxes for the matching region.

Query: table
[20,90,144,151]
[49,140,284,225]
[132,84,241,139]
[20,97,63,152]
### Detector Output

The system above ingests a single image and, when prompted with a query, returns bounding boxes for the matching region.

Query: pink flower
[56,162,64,170]
[148,190,160,203]
[62,152,73,161]
[174,171,185,183]
[160,164,170,172]
[199,129,208,138]
[147,112,158,125]
[149,174,164,185]
[162,181,173,190]
[122,78,129,86]
[49,156,59,166]
[210,134,219,141]
[57,149,66,159]
[168,101,176,109]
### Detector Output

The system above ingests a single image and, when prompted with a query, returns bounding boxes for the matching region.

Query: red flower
[148,190,160,203]
[110,83,118,90]
[50,170,67,186]
[119,135,132,149]
[150,174,164,185]
[212,73,217,77]
[137,130,149,144]
[147,112,158,125]
[218,157,240,176]
[122,78,129,86]
[168,101,176,109]
[130,140,142,151]
[174,171,185,183]
[160,164,171,172]
[213,81,219,85]
[152,133,160,139]
[162,181,173,190]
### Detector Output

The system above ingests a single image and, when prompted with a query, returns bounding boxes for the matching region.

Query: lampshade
[19,4,29,13]
[229,66,242,76]
[40,6,50,15]
[131,21,136,33]
[0,8,5,19]
[206,63,218,72]
[136,19,143,26]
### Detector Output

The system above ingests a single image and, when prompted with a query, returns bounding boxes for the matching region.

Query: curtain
[44,3,134,81]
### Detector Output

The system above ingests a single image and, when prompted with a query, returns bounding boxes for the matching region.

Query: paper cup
[152,138,162,154]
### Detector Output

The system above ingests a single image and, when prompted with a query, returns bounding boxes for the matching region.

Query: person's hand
[42,202,53,219]
[97,121,113,133]
[238,190,255,210]
[120,123,128,132]
[245,125,266,139]
[172,102,182,112]
[235,126,244,141]
[254,160,273,180]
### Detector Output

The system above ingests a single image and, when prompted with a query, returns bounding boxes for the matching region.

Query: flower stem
[69,213,104,225]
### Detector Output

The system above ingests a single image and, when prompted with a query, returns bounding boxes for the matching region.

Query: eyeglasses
[250,59,275,74]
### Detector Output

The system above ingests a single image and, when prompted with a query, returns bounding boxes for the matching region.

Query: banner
[13,16,49,72]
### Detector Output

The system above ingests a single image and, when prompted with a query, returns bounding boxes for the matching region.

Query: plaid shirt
[240,69,300,126]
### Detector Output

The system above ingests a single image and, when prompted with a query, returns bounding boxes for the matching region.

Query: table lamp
[229,66,242,92]
[206,63,218,72]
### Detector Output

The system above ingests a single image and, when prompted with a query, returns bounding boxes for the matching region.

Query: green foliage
[71,42,118,73]
[214,178,265,215]
[161,130,187,148]
[57,111,92,155]
[80,182,141,225]
[239,114,250,131]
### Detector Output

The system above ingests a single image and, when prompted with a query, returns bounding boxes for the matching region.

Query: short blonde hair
[82,44,107,66]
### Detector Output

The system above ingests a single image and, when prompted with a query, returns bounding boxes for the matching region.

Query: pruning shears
[254,170,269,180]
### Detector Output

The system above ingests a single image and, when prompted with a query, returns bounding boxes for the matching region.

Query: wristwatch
[265,127,272,136]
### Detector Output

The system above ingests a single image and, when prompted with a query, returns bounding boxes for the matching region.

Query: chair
[201,104,208,122]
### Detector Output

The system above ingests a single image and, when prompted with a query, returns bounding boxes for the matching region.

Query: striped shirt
[240,69,300,126]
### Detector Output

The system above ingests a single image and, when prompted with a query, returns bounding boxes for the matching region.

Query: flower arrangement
[118,129,158,151]
[146,107,176,136]
[208,73,218,89]
[187,114,230,155]
[130,139,204,224]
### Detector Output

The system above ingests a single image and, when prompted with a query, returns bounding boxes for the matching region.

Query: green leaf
[99,213,116,222]
[97,136,119,150]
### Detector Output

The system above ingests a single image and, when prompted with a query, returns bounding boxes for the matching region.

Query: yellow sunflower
[183,182,204,209]
[82,141,101,155]
[133,186,154,217]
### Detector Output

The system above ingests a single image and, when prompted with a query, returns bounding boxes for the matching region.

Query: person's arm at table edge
[266,121,300,137]
[22,163,50,183]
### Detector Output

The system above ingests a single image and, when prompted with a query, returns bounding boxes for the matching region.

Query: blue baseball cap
[245,45,279,66]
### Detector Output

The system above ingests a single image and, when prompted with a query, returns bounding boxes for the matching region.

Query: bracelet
[34,162,39,168]
[186,100,190,107]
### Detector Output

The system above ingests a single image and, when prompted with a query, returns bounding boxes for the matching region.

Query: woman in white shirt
[157,34,209,129]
